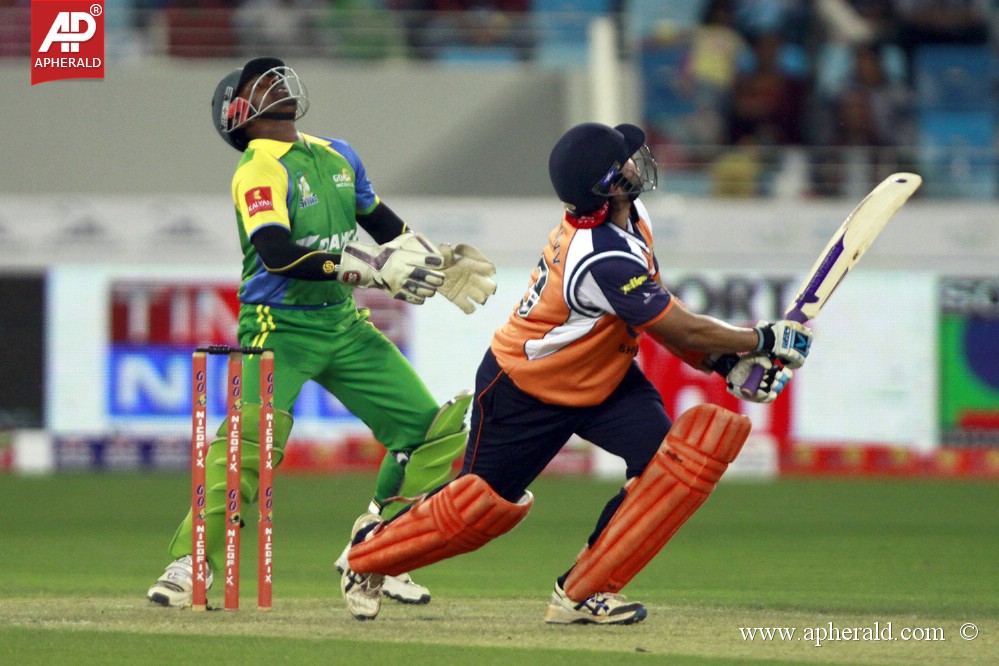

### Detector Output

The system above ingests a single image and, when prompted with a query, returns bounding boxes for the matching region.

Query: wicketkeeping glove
[437,243,497,314]
[725,351,793,404]
[753,319,813,369]
[337,232,445,305]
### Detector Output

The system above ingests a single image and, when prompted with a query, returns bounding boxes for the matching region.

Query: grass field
[1,473,996,665]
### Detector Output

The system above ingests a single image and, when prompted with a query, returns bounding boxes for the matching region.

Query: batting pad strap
[349,474,533,576]
[564,404,751,601]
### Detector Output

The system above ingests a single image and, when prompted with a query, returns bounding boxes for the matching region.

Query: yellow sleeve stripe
[261,250,337,276]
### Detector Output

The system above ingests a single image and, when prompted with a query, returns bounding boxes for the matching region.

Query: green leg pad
[426,391,472,441]
[382,431,467,519]
[381,392,472,520]
[167,405,292,571]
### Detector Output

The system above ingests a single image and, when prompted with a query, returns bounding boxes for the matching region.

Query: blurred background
[1,0,998,481]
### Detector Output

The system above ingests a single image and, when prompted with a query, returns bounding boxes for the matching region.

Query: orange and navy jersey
[491,200,674,406]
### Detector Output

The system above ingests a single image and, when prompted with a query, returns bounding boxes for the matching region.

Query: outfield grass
[1,473,996,665]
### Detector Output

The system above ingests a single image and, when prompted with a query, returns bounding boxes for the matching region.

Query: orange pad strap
[349,474,533,577]
[564,404,751,601]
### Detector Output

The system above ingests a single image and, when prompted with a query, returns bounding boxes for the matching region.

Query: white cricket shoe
[543,580,648,625]
[382,571,431,605]
[336,542,431,605]
[146,555,213,608]
[340,513,385,621]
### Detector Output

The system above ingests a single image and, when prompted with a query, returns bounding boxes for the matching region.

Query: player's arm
[593,247,805,401]
[646,299,812,367]
[645,300,757,355]
[356,201,408,244]
[251,226,338,279]
[644,297,808,404]
[587,258,757,356]
[252,225,445,305]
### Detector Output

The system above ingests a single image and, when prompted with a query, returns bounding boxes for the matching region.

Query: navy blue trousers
[462,349,672,507]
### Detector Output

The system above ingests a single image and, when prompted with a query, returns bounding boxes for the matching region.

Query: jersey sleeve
[232,155,292,238]
[329,138,380,215]
[581,255,673,327]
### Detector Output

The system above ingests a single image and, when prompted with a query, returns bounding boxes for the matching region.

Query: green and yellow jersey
[231,132,380,308]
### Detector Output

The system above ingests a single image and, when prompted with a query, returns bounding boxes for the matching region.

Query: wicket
[190,345,275,611]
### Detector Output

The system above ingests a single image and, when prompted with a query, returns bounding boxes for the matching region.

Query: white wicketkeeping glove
[337,232,445,305]
[753,319,813,369]
[437,243,497,314]
[725,351,793,404]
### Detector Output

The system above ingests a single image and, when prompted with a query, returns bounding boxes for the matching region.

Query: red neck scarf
[565,202,609,229]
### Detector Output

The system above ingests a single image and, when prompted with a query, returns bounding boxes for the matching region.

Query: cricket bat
[741,172,922,395]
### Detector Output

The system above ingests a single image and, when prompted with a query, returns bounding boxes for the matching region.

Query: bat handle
[739,365,767,397]
[738,311,810,397]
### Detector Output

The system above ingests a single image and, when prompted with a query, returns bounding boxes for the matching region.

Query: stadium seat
[165,6,236,58]
[437,46,521,65]
[918,110,997,199]
[532,0,610,68]
[622,0,709,47]
[914,45,997,112]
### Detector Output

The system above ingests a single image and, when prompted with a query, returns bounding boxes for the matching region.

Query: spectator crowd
[3,0,996,198]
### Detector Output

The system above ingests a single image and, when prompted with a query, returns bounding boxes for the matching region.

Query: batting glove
[753,319,813,369]
[725,352,793,404]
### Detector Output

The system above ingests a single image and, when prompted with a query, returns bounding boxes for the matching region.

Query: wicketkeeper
[147,57,496,608]
[339,122,813,624]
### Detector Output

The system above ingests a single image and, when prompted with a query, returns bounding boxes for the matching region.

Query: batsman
[147,57,497,608]
[340,122,814,624]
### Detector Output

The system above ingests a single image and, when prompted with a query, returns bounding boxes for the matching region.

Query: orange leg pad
[564,404,751,601]
[349,474,533,577]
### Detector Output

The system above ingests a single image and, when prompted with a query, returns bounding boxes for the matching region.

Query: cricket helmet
[211,56,310,152]
[548,122,657,216]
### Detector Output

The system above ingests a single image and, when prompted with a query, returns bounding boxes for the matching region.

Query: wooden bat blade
[784,172,922,323]
[739,172,921,397]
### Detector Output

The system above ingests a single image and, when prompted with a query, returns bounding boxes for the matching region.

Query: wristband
[754,325,775,352]
[709,353,740,377]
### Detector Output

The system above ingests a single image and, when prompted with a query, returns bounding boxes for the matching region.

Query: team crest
[298,175,319,208]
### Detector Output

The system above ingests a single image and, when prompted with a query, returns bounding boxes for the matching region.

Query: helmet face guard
[591,144,658,201]
[223,65,309,133]
[211,57,309,152]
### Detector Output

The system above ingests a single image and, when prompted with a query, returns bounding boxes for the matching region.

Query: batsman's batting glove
[437,242,497,314]
[753,319,812,369]
[724,351,793,404]
[337,232,445,305]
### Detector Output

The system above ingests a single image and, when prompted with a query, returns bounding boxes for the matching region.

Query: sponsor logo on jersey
[245,187,275,217]
[298,175,319,208]
[31,1,105,85]
[620,275,649,294]
[332,168,353,189]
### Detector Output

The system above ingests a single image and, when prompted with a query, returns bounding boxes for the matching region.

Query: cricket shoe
[542,580,648,625]
[336,543,431,605]
[340,513,385,621]
[146,555,213,608]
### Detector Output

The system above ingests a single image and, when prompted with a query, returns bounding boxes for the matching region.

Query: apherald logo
[31,1,105,85]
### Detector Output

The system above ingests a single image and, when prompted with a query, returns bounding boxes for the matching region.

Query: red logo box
[31,1,105,85]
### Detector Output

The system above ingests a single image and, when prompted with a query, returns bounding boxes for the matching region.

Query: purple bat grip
[739,310,809,396]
